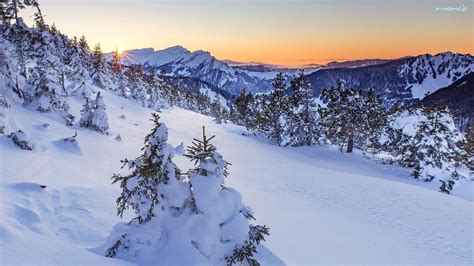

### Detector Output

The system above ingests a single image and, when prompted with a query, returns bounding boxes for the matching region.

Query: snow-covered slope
[1,88,472,264]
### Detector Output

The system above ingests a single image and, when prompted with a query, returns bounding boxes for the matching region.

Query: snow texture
[0,88,472,264]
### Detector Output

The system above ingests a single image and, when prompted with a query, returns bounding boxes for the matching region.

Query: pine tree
[91,43,109,88]
[106,113,185,257]
[464,122,474,170]
[185,127,270,265]
[285,70,321,146]
[79,92,109,134]
[32,0,46,31]
[365,89,388,152]
[2,0,24,25]
[0,93,11,134]
[0,1,12,25]
[260,73,288,145]
[64,36,91,94]
[231,90,257,131]
[321,84,387,152]
[78,35,89,51]
[404,104,468,193]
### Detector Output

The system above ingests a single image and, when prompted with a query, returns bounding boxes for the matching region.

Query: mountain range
[116,47,473,107]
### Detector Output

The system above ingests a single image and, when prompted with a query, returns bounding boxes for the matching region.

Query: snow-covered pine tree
[0,1,14,25]
[185,127,269,265]
[365,89,388,152]
[2,0,25,24]
[321,84,387,152]
[285,70,321,146]
[64,35,91,95]
[260,72,288,145]
[105,113,189,258]
[0,94,11,134]
[19,22,76,126]
[79,91,109,134]
[403,104,468,193]
[231,90,257,131]
[380,106,421,166]
[210,98,225,124]
[91,43,109,88]
[464,122,474,170]
[124,65,149,105]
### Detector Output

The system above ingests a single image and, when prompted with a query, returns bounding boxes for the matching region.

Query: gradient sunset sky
[21,0,473,66]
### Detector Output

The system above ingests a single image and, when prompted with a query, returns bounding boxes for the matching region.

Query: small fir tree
[79,91,109,134]
[186,127,270,265]
[106,113,184,257]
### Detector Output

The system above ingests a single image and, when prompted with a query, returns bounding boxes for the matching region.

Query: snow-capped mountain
[307,52,473,107]
[118,47,472,108]
[118,46,275,95]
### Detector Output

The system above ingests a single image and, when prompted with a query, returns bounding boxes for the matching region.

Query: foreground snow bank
[0,182,130,265]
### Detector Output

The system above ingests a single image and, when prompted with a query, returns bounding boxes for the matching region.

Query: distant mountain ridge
[306,52,473,107]
[113,47,472,107]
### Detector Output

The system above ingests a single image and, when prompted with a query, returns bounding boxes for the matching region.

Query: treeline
[225,72,472,194]
[0,1,228,127]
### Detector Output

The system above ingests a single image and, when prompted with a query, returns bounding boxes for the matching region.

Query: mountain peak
[162,45,190,54]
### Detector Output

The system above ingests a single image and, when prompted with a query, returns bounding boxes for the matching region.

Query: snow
[0,88,473,264]
[406,53,473,99]
[409,71,453,99]
[199,87,229,109]
[392,109,424,136]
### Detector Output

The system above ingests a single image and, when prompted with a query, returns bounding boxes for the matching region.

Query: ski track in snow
[0,88,473,264]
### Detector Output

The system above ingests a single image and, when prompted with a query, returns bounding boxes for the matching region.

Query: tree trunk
[346,134,353,153]
[13,0,19,23]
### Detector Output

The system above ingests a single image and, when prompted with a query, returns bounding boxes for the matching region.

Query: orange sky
[22,0,473,66]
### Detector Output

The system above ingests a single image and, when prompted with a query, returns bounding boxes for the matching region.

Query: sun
[115,47,124,56]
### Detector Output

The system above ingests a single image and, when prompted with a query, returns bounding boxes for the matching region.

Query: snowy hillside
[1,3,473,265]
[1,88,473,264]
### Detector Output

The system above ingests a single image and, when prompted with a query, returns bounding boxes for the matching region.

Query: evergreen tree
[64,36,91,94]
[464,122,474,170]
[91,43,109,88]
[32,0,46,31]
[321,84,387,152]
[124,65,148,105]
[231,90,257,131]
[79,91,109,134]
[285,70,321,146]
[185,127,270,265]
[106,113,185,257]
[0,0,13,25]
[78,35,89,51]
[403,104,468,193]
[260,73,288,145]
[2,0,25,24]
